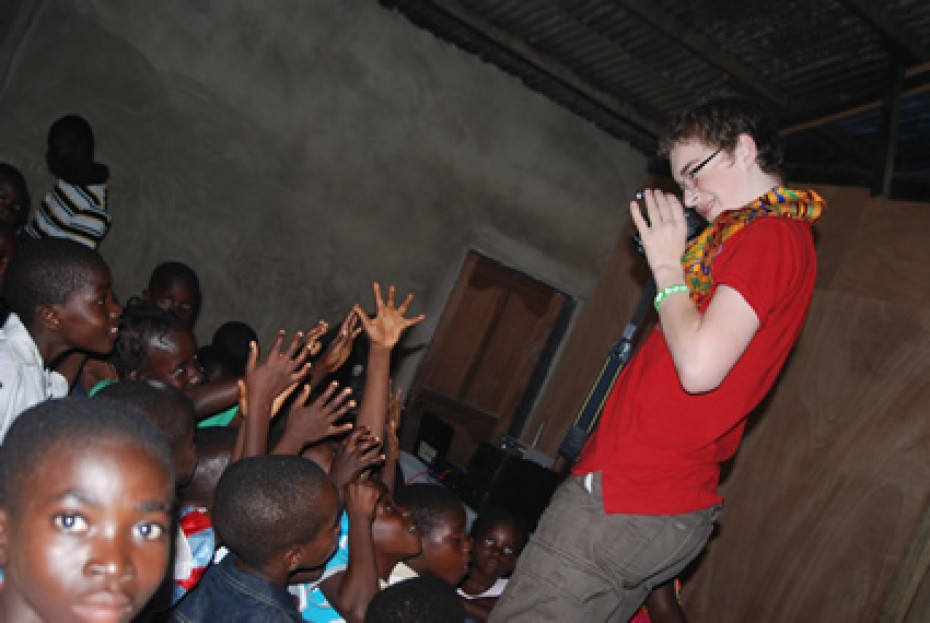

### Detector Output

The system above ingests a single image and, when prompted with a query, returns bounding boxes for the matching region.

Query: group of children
[0,115,532,622]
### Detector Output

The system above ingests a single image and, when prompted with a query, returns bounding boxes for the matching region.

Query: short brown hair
[658,92,783,176]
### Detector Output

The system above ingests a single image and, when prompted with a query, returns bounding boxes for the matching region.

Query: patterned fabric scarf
[681,187,826,309]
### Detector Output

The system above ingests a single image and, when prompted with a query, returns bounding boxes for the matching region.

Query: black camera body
[632,194,707,256]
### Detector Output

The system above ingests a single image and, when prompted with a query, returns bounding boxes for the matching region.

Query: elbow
[676,365,725,395]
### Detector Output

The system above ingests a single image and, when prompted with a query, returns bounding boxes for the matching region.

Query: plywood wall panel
[685,290,930,622]
[827,196,930,307]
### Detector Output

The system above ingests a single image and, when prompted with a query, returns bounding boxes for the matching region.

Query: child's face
[418,505,471,586]
[0,176,28,228]
[0,229,18,291]
[0,439,174,623]
[295,482,342,570]
[371,487,421,559]
[55,263,122,355]
[147,279,201,327]
[134,328,204,390]
[471,522,522,581]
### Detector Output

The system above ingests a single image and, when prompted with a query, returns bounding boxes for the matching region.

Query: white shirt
[0,313,69,441]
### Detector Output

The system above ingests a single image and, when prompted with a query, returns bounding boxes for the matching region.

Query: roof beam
[872,63,905,197]
[615,0,788,107]
[383,0,663,143]
[782,62,930,134]
[839,0,930,64]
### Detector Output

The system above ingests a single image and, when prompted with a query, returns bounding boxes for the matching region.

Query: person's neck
[404,555,429,578]
[29,325,70,369]
[375,551,409,581]
[743,171,782,205]
[234,556,289,588]
[460,570,497,595]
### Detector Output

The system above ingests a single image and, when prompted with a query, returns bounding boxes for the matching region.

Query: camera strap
[557,279,656,465]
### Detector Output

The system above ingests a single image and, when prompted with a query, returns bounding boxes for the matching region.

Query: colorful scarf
[681,187,826,309]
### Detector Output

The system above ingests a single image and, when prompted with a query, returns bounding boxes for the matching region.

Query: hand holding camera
[631,189,707,266]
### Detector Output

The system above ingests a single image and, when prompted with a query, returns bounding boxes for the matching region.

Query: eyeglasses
[680,147,723,191]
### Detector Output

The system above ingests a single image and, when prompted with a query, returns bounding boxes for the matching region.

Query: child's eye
[484,536,494,546]
[135,522,166,541]
[503,546,515,555]
[53,513,89,534]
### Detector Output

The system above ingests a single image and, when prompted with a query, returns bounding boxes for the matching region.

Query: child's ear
[35,304,63,332]
[284,544,303,573]
[0,508,11,567]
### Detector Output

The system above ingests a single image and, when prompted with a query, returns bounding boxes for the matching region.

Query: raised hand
[354,283,426,351]
[344,478,381,523]
[244,329,313,420]
[304,319,330,358]
[629,189,690,276]
[315,309,362,378]
[282,381,355,448]
[329,427,385,493]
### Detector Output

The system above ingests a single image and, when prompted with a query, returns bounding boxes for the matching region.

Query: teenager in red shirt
[491,94,825,622]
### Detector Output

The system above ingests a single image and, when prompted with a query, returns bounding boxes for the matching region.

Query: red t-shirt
[573,217,817,514]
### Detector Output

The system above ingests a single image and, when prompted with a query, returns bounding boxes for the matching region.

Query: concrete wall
[0,0,645,388]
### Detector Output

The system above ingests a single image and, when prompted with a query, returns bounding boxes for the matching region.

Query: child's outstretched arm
[381,383,404,492]
[320,478,381,623]
[353,283,425,445]
[271,381,355,455]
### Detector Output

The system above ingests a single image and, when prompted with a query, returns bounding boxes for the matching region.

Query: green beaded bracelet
[653,284,689,312]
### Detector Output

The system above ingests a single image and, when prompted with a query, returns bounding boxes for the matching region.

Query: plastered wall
[0,0,646,387]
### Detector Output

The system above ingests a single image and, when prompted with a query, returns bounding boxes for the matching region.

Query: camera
[632,191,707,256]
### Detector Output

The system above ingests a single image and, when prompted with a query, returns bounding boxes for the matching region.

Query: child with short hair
[0,396,175,623]
[170,455,342,622]
[0,238,121,439]
[96,379,207,610]
[297,478,422,622]
[196,319,258,427]
[178,425,239,513]
[365,576,464,623]
[25,114,111,248]
[141,261,203,327]
[0,162,31,233]
[394,483,472,587]
[459,509,528,622]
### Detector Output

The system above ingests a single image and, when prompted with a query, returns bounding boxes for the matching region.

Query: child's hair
[112,300,192,378]
[178,426,238,506]
[148,261,200,298]
[0,162,31,218]
[364,576,464,623]
[0,396,173,512]
[657,91,784,176]
[46,114,96,181]
[212,455,334,568]
[470,508,528,549]
[2,237,106,325]
[211,320,258,377]
[96,379,195,451]
[394,483,463,538]
[196,344,233,383]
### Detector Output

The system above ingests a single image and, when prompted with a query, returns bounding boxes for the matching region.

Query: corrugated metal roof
[381,0,930,201]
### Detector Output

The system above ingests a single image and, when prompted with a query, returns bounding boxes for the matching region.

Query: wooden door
[404,251,571,466]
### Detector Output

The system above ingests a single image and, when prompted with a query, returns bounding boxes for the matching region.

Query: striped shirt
[25,179,110,248]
